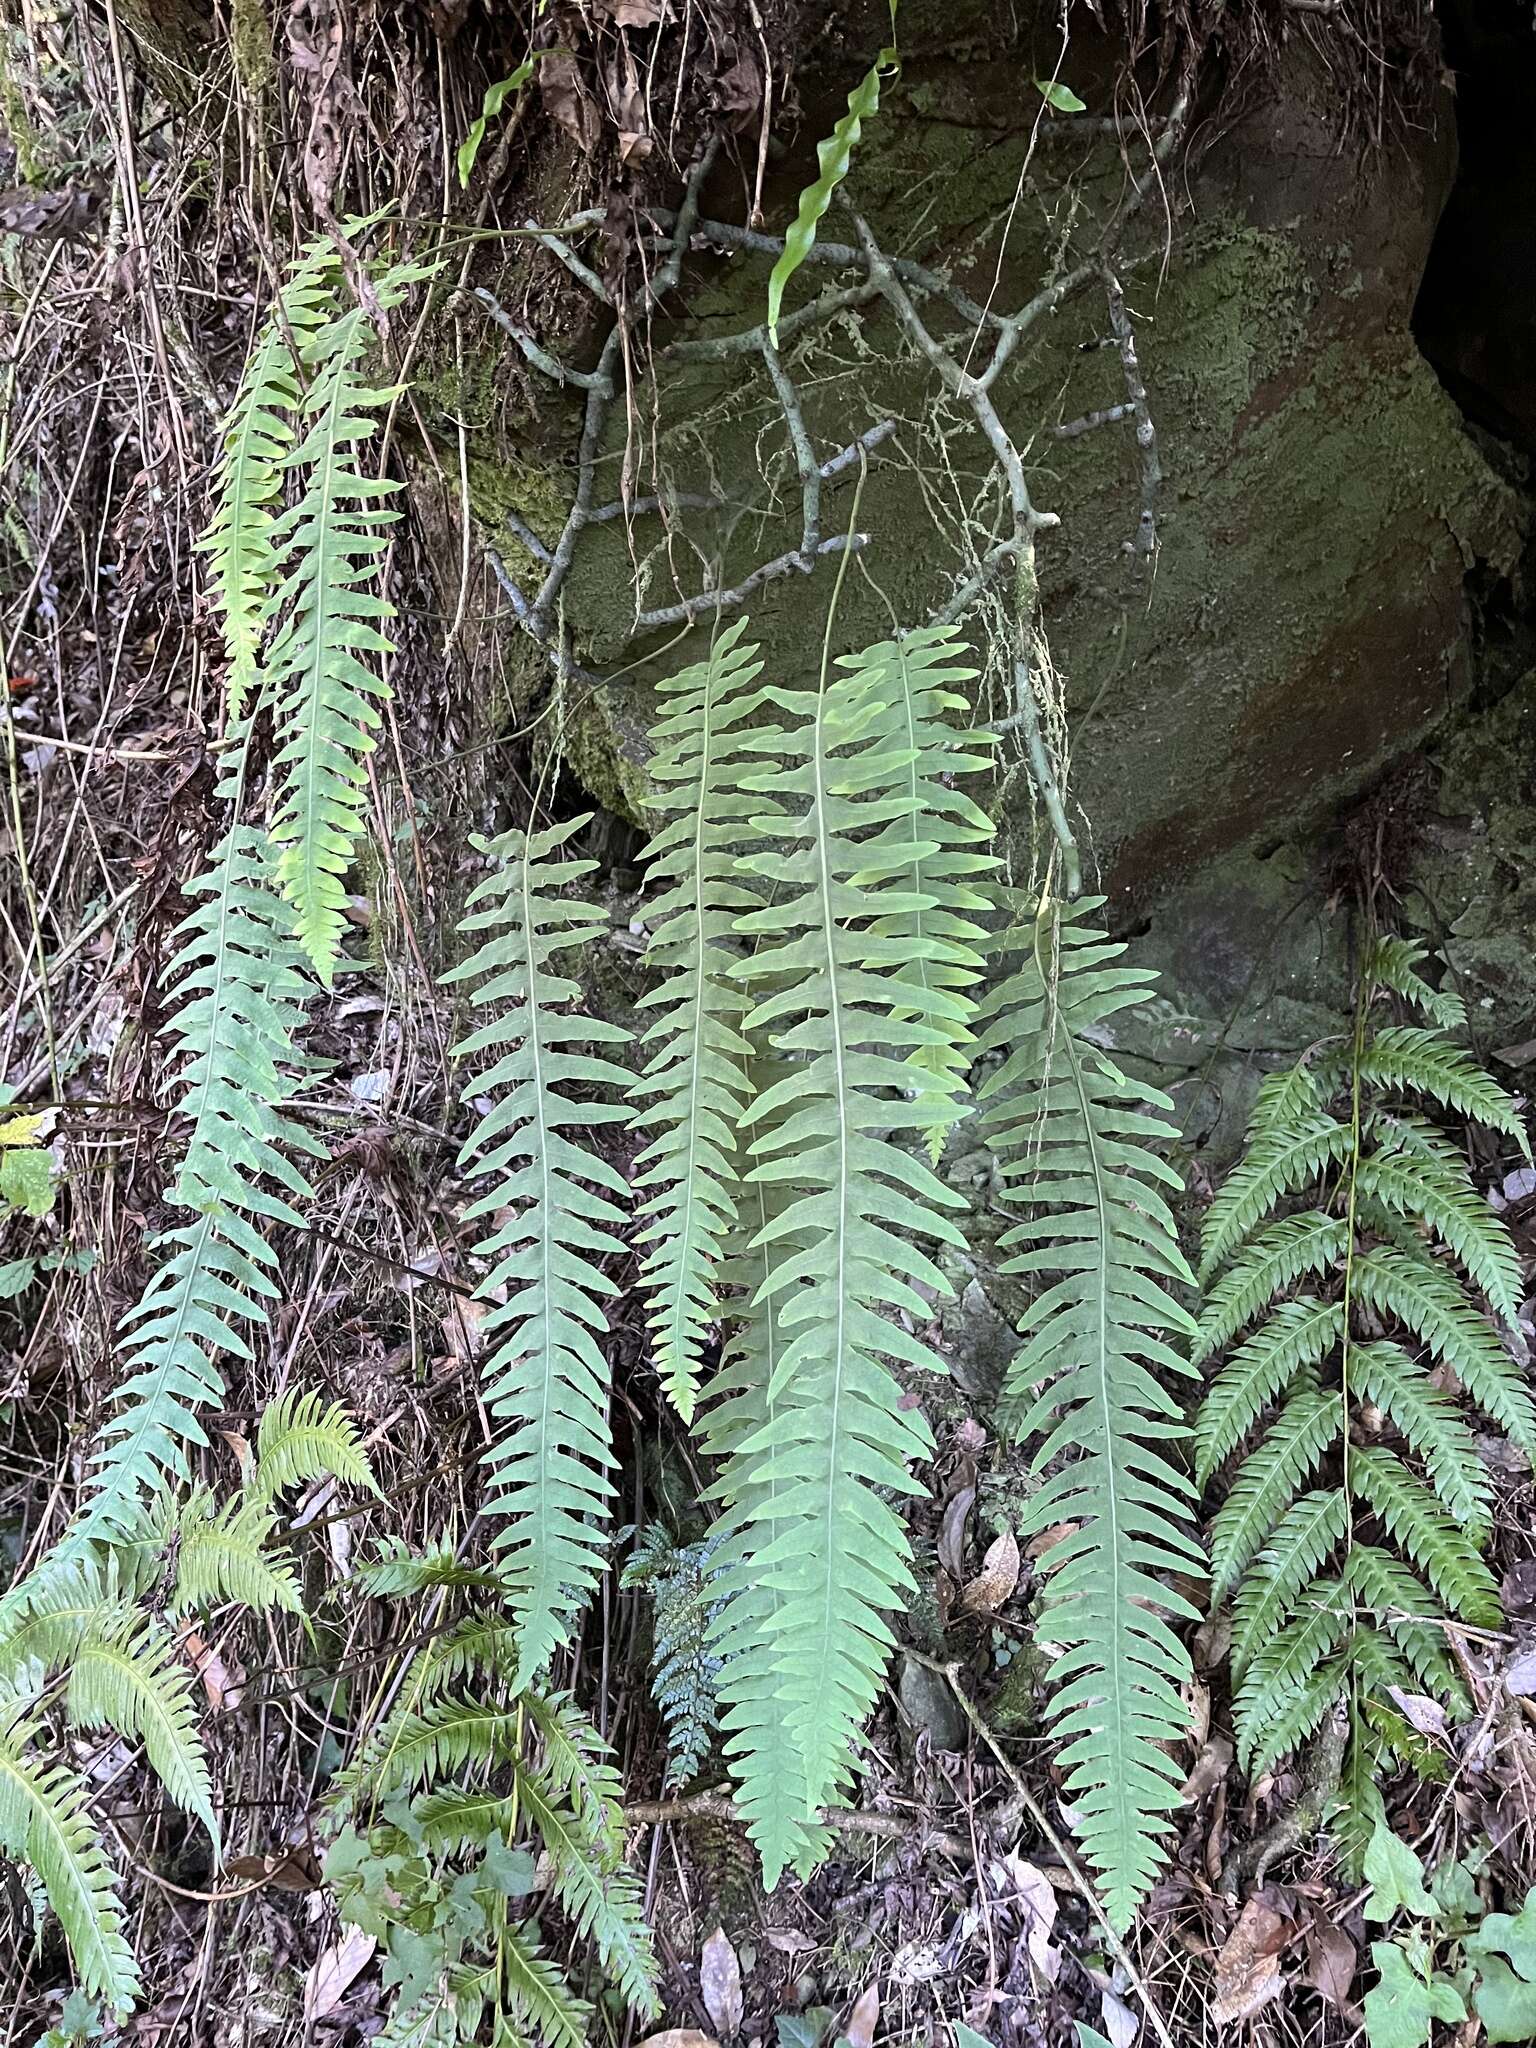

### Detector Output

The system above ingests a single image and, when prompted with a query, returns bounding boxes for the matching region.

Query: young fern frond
[196,250,333,724]
[620,1526,724,1787]
[1196,938,1528,1862]
[705,632,975,1853]
[630,620,767,1423]
[265,255,433,981]
[0,1699,139,2014]
[163,1489,303,1616]
[82,826,319,1537]
[855,630,997,1154]
[251,1386,378,1504]
[445,815,632,1679]
[975,896,1203,1932]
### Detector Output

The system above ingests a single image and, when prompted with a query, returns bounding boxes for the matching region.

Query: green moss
[229,0,276,95]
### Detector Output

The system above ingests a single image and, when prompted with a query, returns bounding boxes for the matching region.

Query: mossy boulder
[458,9,1521,898]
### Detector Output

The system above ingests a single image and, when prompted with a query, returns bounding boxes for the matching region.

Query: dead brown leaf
[226,1846,324,1892]
[700,1927,742,2040]
[936,1484,975,1578]
[1179,1733,1233,1803]
[1211,1898,1291,2025]
[1306,1922,1358,2009]
[843,1984,880,2048]
[178,1626,244,1712]
[304,1926,377,2023]
[1025,1520,1078,1562]
[639,2035,719,2048]
[959,1527,1020,1616]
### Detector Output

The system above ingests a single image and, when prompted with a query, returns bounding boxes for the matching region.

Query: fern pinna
[621,1523,726,1788]
[445,815,632,1679]
[704,624,982,1876]
[975,896,1203,1931]
[1196,935,1533,1869]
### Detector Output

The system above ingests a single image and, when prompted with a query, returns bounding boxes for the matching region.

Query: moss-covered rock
[455,7,1522,897]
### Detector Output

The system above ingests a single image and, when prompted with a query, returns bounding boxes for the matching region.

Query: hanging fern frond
[620,1525,724,1787]
[265,256,433,982]
[197,250,334,724]
[630,620,767,1423]
[704,633,976,1861]
[251,1386,378,1504]
[699,1140,830,1885]
[974,895,1203,1932]
[0,1695,139,2013]
[445,815,631,1680]
[1196,939,1528,1865]
[856,630,997,1155]
[82,827,319,1537]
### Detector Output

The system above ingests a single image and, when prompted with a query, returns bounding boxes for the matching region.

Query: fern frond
[511,1763,659,2015]
[1245,1656,1347,1779]
[1198,1104,1352,1282]
[1357,1121,1522,1322]
[1194,1299,1343,1489]
[1328,1705,1388,1879]
[1208,1384,1340,1601]
[1193,1212,1346,1363]
[1347,1446,1501,1626]
[620,1531,723,1787]
[1230,1488,1349,1674]
[704,644,976,1853]
[630,620,766,1423]
[1365,936,1467,1032]
[0,1705,139,2012]
[1343,1544,1464,1707]
[355,1539,506,1598]
[701,1151,830,1884]
[498,1924,592,2048]
[855,628,997,1153]
[1353,1248,1536,1453]
[1233,1582,1350,1772]
[1351,1339,1490,1536]
[445,815,631,1679]
[975,897,1203,1931]
[197,251,334,724]
[168,1489,303,1616]
[83,827,319,1534]
[265,268,412,982]
[1349,1026,1530,1152]
[352,1695,524,1805]
[251,1386,377,1503]
[0,1555,215,1840]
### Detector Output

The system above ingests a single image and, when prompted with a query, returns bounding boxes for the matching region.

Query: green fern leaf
[82,828,319,1534]
[1328,1704,1388,1880]
[1246,1658,1348,1779]
[1193,1212,1346,1363]
[1343,1544,1464,1708]
[251,1386,377,1503]
[1194,1298,1343,1489]
[1208,1384,1340,1601]
[705,641,976,1850]
[0,1702,139,2012]
[445,815,632,1678]
[1351,1339,1491,1536]
[354,1695,524,1805]
[975,897,1203,1931]
[1349,1026,1530,1153]
[630,620,767,1422]
[512,1767,658,2015]
[1353,1248,1536,1454]
[1356,1123,1522,1322]
[620,1530,723,1787]
[197,251,334,724]
[701,1147,830,1884]
[1230,1488,1349,1674]
[856,629,997,1153]
[1234,1582,1350,1773]
[498,1924,592,2048]
[265,280,405,981]
[1198,1101,1352,1282]
[1348,1445,1501,1626]
[168,1489,303,1616]
[1365,936,1467,1032]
